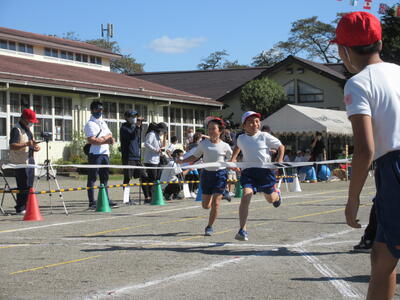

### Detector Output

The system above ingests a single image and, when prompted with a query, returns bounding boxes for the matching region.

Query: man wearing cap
[333,11,400,299]
[84,101,117,209]
[9,108,41,214]
[120,109,146,200]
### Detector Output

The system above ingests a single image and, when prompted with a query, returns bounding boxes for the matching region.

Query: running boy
[333,12,400,299]
[181,117,232,236]
[230,111,285,241]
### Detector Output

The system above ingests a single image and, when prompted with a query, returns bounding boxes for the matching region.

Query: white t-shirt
[345,62,400,159]
[84,116,112,155]
[237,131,282,169]
[143,131,161,164]
[193,139,232,171]
[160,160,182,188]
[166,143,176,160]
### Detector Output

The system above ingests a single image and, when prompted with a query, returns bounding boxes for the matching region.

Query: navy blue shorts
[374,150,400,258]
[201,169,227,195]
[240,168,276,194]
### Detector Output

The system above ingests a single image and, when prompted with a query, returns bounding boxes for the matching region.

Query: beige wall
[220,62,345,125]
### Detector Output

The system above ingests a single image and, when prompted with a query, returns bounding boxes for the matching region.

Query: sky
[0,0,398,72]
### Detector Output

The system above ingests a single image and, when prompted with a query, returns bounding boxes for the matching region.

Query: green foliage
[252,49,285,67]
[198,50,248,70]
[381,4,400,65]
[240,77,287,117]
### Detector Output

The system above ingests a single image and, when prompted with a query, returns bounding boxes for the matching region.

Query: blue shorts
[201,169,227,195]
[240,168,276,194]
[374,150,400,258]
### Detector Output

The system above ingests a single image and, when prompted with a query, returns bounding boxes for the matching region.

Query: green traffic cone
[234,179,243,198]
[96,184,112,212]
[151,180,166,206]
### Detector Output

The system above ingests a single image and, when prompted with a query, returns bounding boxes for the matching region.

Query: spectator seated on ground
[160,149,189,200]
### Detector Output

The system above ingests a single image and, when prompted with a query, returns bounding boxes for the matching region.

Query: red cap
[331,12,382,47]
[21,108,39,123]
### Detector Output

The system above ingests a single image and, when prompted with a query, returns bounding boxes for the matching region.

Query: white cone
[290,174,302,192]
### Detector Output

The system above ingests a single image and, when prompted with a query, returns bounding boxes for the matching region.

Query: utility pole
[101,23,114,42]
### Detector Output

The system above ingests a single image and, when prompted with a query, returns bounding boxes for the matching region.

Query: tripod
[0,168,17,215]
[35,138,68,215]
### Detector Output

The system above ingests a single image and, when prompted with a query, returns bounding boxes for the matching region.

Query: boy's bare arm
[346,114,374,228]
[275,145,285,162]
[230,146,241,162]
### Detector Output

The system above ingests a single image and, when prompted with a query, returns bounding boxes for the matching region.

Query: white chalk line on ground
[0,188,360,235]
[86,228,363,299]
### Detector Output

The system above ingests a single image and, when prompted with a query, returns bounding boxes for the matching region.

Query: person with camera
[84,101,118,209]
[120,109,146,200]
[142,122,168,203]
[9,108,41,214]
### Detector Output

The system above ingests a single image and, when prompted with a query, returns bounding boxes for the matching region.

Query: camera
[41,132,53,141]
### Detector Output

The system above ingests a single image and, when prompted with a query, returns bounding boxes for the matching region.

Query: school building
[0,27,222,163]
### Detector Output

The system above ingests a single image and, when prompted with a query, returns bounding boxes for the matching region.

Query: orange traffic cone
[23,188,43,221]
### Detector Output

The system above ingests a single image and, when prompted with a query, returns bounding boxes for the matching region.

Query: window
[82,54,88,62]
[54,97,72,116]
[0,92,5,112]
[18,43,26,52]
[0,118,5,136]
[33,95,52,115]
[67,52,74,60]
[95,57,102,65]
[283,80,295,103]
[183,108,193,124]
[0,40,7,49]
[27,45,33,54]
[8,41,16,51]
[103,102,117,119]
[163,106,168,122]
[60,51,67,59]
[75,53,82,62]
[119,103,133,119]
[90,56,96,64]
[54,119,72,141]
[135,104,148,119]
[107,121,118,139]
[298,80,324,103]
[51,48,58,57]
[170,125,182,143]
[170,107,181,123]
[10,93,30,113]
[195,110,205,125]
[34,118,52,140]
[44,48,51,56]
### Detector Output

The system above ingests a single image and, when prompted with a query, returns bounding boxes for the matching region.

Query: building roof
[0,55,221,107]
[217,56,347,102]
[0,27,121,58]
[130,67,269,100]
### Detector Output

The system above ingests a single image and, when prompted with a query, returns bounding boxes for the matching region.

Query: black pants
[15,158,35,212]
[164,183,181,197]
[87,154,111,205]
[364,203,377,241]
[122,159,147,197]
[142,163,161,199]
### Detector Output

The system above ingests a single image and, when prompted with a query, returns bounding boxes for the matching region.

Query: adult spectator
[184,127,194,150]
[120,109,146,200]
[142,122,168,203]
[310,132,325,161]
[84,101,117,209]
[9,109,41,214]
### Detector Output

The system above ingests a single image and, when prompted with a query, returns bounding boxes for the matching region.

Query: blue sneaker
[205,226,213,236]
[235,229,248,241]
[273,188,282,208]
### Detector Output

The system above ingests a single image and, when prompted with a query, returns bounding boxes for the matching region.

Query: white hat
[241,111,261,125]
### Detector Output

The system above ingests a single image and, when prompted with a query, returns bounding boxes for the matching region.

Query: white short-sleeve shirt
[192,139,232,171]
[84,116,112,155]
[345,62,400,159]
[237,131,282,169]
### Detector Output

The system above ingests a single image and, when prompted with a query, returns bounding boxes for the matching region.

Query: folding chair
[0,168,17,215]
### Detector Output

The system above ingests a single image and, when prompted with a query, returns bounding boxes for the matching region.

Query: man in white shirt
[84,101,117,209]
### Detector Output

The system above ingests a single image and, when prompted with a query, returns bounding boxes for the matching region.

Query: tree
[254,16,340,65]
[251,48,285,67]
[198,50,248,70]
[240,77,287,117]
[86,39,144,74]
[381,4,400,65]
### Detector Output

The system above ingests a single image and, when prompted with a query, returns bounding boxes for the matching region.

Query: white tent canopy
[262,104,353,136]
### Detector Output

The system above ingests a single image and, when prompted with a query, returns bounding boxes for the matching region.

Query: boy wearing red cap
[334,11,400,299]
[9,109,41,214]
[230,111,285,241]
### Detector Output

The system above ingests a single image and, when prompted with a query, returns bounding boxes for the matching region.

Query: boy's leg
[367,241,398,300]
[207,194,222,227]
[239,188,253,230]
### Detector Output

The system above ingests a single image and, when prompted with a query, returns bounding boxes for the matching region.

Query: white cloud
[148,36,206,54]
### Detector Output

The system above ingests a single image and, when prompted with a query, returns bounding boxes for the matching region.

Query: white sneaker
[190,192,197,198]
